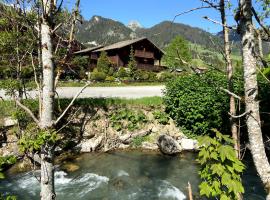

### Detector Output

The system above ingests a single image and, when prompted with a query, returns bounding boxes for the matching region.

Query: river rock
[180,138,198,151]
[62,163,80,172]
[3,117,18,127]
[78,135,103,152]
[157,134,182,155]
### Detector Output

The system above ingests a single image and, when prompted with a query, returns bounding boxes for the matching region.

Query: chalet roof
[93,37,146,52]
[73,37,164,55]
[73,45,104,54]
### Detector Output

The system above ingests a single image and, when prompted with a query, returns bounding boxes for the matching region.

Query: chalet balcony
[135,50,154,59]
[90,54,98,60]
[137,63,165,72]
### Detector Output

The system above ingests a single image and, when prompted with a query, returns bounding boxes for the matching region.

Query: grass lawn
[0,96,163,120]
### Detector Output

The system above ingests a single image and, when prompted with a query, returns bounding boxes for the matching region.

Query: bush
[105,76,115,82]
[134,70,157,81]
[97,51,111,74]
[117,67,128,78]
[158,71,176,81]
[164,71,243,137]
[90,68,106,81]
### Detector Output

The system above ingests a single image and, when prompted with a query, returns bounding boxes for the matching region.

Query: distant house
[73,37,165,72]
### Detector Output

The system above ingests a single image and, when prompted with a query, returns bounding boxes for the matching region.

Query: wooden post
[187,182,193,200]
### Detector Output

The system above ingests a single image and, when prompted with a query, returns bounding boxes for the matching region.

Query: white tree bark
[220,0,240,158]
[40,22,55,128]
[239,0,270,198]
[40,1,56,199]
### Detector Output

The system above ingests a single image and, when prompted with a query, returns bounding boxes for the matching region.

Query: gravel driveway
[0,86,165,99]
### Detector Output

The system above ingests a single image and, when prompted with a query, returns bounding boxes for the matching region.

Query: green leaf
[199,182,212,197]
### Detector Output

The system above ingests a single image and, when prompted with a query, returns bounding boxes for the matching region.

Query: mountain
[76,15,134,46]
[127,20,142,31]
[76,16,222,50]
[136,21,221,50]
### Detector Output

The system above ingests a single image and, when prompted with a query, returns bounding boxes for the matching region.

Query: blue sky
[65,0,238,33]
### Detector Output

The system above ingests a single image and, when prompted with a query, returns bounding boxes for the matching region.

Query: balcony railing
[134,50,154,59]
[90,54,98,60]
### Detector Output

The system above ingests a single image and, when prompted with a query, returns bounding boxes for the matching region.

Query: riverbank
[0,97,197,171]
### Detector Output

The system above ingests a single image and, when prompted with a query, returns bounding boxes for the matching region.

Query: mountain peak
[127,20,142,31]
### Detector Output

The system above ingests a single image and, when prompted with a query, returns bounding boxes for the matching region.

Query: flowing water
[0,151,266,200]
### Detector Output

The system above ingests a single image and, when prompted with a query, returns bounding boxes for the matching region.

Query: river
[0,151,266,199]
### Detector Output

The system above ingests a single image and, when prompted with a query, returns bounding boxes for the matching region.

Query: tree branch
[54,83,89,125]
[220,87,242,100]
[228,110,251,119]
[172,6,213,22]
[52,23,62,33]
[251,7,270,38]
[15,99,40,127]
[203,16,235,30]
[200,0,220,10]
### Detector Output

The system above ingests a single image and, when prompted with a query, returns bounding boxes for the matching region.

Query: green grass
[61,96,163,107]
[0,96,163,119]
[0,101,16,118]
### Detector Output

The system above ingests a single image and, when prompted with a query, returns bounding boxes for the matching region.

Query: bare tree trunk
[40,1,56,199]
[239,0,270,198]
[220,0,240,158]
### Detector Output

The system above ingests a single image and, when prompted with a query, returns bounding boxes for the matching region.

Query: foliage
[164,71,243,136]
[117,67,128,78]
[0,156,17,200]
[158,71,176,81]
[105,76,115,82]
[0,79,20,96]
[153,110,170,125]
[134,70,157,81]
[18,124,59,153]
[110,109,148,131]
[127,46,137,77]
[163,36,192,69]
[70,56,89,79]
[97,51,111,74]
[197,129,245,199]
[131,135,150,147]
[0,156,17,179]
[90,68,107,81]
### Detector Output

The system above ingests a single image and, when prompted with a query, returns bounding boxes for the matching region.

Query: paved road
[0,86,165,99]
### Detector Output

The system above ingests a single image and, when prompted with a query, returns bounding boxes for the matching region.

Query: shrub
[90,68,106,81]
[105,76,115,82]
[134,70,157,81]
[97,51,111,74]
[158,71,175,81]
[117,67,128,78]
[164,71,243,136]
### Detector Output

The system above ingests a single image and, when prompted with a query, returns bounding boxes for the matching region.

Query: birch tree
[1,1,83,199]
[237,0,270,198]
[39,0,57,199]
[219,0,240,158]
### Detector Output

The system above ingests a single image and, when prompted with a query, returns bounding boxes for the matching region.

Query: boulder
[157,134,182,155]
[180,138,198,151]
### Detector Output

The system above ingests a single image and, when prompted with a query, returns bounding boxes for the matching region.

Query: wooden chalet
[73,37,165,72]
